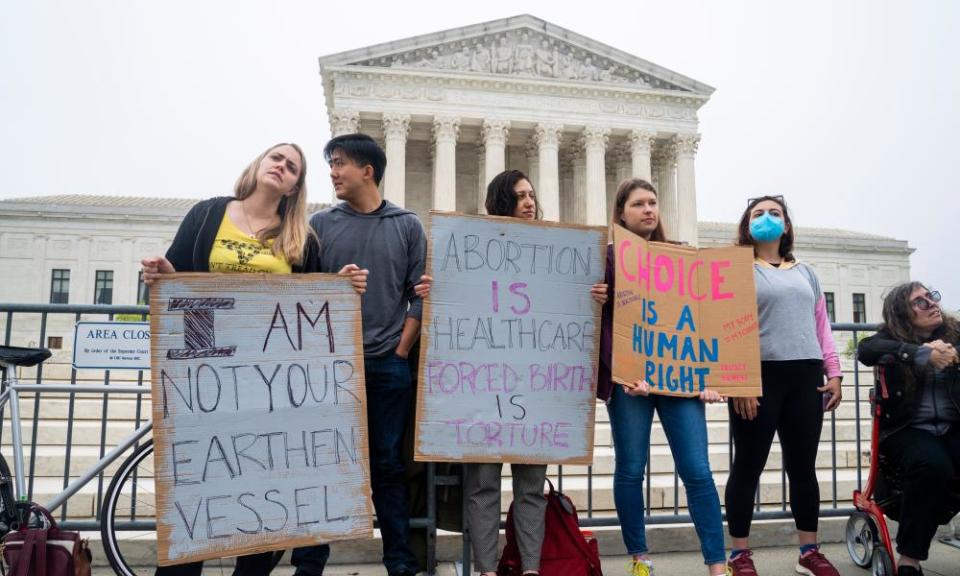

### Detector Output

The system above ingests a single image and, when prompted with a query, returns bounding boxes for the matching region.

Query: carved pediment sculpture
[351,29,687,91]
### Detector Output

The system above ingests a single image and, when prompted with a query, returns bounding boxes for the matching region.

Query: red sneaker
[727,550,759,576]
[795,548,840,576]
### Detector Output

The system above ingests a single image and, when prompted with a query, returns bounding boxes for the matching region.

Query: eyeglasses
[911,290,942,311]
[747,195,785,207]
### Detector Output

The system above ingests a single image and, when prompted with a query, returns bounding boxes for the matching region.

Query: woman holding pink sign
[724,195,843,576]
[599,178,728,576]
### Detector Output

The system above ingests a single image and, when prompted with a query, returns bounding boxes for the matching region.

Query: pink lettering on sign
[444,419,571,449]
[710,261,734,300]
[618,239,734,301]
[619,241,637,283]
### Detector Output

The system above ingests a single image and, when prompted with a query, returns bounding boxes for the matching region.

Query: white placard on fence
[72,321,151,370]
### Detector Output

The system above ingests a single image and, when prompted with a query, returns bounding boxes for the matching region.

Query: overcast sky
[2,0,956,309]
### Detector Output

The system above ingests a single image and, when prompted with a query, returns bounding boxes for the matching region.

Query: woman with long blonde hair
[142,142,366,576]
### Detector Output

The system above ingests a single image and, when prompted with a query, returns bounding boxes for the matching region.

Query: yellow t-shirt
[208,213,292,274]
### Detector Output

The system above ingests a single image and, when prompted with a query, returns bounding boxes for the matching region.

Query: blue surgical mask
[749,212,785,243]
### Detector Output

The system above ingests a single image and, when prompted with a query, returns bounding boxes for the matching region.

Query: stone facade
[318,14,713,245]
[0,196,912,351]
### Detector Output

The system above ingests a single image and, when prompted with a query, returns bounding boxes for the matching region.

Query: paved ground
[91,542,960,575]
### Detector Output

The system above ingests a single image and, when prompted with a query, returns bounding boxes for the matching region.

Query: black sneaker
[898,565,923,576]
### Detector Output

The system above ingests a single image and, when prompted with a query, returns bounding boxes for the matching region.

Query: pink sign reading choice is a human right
[612,224,762,398]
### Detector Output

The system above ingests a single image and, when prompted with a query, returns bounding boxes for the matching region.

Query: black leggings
[725,360,825,537]
[881,424,960,560]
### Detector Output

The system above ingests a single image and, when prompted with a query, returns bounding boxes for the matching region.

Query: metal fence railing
[1,302,880,570]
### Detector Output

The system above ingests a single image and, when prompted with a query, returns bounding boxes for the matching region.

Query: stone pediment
[319,14,713,96]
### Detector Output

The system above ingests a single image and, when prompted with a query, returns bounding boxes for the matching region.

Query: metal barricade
[2,302,879,570]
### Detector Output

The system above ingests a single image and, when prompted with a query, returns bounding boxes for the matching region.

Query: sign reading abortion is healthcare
[612,225,762,398]
[150,273,372,565]
[415,213,606,465]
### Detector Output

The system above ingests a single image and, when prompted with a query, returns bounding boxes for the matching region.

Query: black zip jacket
[858,329,960,441]
[165,196,320,273]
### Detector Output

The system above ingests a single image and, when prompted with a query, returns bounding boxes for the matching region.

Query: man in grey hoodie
[291,134,424,576]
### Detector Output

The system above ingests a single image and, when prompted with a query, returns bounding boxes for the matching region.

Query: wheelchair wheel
[846,511,878,568]
[871,548,894,576]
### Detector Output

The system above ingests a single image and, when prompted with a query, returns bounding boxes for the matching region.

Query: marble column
[481,119,510,211]
[382,113,410,207]
[571,146,587,224]
[329,109,360,136]
[525,140,539,191]
[431,116,460,212]
[674,133,701,246]
[476,144,487,214]
[558,149,574,222]
[534,122,563,221]
[583,126,610,226]
[615,143,633,185]
[654,145,678,238]
[629,129,656,182]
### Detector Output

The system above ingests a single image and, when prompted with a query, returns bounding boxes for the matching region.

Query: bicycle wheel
[100,439,157,576]
[0,453,18,536]
[100,440,287,575]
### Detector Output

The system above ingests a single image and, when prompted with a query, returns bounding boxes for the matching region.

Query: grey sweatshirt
[754,261,823,362]
[309,200,426,357]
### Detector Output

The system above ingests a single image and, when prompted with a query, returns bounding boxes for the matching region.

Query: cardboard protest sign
[150,273,372,565]
[612,225,761,398]
[415,213,607,465]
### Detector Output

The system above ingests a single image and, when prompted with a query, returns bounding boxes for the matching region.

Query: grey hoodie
[309,200,425,357]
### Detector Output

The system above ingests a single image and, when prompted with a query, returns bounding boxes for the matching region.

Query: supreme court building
[0,15,916,532]
[318,14,709,245]
[0,14,913,343]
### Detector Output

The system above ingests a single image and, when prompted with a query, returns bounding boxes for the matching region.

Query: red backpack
[497,479,603,576]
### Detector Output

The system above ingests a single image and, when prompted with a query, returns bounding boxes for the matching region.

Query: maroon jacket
[597,244,615,402]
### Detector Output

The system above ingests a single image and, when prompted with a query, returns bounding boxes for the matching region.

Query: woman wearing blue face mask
[724,196,844,576]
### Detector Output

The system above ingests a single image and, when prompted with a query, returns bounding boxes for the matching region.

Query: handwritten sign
[150,273,372,566]
[612,225,761,397]
[415,213,606,465]
[73,321,150,369]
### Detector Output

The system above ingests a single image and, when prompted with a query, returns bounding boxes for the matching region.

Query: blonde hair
[233,143,312,266]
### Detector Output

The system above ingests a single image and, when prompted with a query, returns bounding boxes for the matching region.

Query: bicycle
[0,344,285,575]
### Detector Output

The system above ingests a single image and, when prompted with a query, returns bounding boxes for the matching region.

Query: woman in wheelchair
[858,282,960,576]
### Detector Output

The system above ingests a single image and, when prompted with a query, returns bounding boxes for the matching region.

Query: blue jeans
[293,353,417,575]
[606,385,725,565]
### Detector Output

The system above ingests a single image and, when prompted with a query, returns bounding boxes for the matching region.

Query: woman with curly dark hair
[858,283,960,576]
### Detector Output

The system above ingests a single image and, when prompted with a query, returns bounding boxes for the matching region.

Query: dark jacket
[598,243,615,402]
[165,196,320,273]
[857,328,960,441]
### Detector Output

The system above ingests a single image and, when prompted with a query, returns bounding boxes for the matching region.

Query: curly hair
[880,281,960,345]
